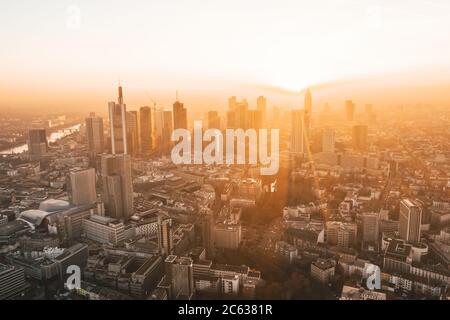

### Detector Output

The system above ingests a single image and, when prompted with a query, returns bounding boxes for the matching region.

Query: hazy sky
[1,0,450,113]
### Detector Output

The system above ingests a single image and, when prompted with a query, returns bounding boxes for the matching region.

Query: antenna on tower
[176,90,179,101]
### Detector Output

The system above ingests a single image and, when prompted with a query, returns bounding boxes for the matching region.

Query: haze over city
[2,0,450,116]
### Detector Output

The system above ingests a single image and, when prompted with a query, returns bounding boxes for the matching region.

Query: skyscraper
[173,100,187,130]
[345,100,355,122]
[227,96,237,129]
[100,154,133,220]
[206,111,220,130]
[68,168,97,206]
[256,96,267,127]
[322,128,335,153]
[139,106,152,154]
[362,212,380,244]
[108,86,128,154]
[27,128,48,157]
[304,89,312,136]
[85,114,104,154]
[291,110,305,155]
[399,199,422,244]
[126,110,139,156]
[248,109,262,130]
[158,216,173,256]
[352,125,368,151]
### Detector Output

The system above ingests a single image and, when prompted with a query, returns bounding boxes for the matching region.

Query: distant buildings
[361,212,380,244]
[291,109,305,155]
[173,99,187,130]
[27,128,48,158]
[139,106,152,154]
[126,110,139,156]
[206,111,220,130]
[352,125,368,151]
[322,128,335,153]
[399,199,422,243]
[345,100,355,122]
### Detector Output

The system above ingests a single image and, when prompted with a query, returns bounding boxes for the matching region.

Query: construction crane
[145,91,158,112]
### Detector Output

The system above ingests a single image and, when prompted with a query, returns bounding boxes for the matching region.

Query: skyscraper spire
[118,85,124,105]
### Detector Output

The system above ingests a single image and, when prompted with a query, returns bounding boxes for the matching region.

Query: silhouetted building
[140,106,152,154]
[108,86,128,154]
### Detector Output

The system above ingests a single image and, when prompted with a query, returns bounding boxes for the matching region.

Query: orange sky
[1,0,450,115]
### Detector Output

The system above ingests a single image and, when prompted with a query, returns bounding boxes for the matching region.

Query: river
[0,124,81,155]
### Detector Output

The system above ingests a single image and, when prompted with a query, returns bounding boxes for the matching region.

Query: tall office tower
[67,168,97,206]
[173,100,187,130]
[108,86,128,154]
[352,125,368,151]
[322,128,335,153]
[164,255,195,300]
[362,212,380,244]
[158,216,173,256]
[85,114,104,154]
[100,154,133,220]
[303,88,312,136]
[228,96,237,110]
[256,96,267,127]
[139,106,152,154]
[345,100,355,122]
[126,111,139,156]
[206,111,220,130]
[248,109,262,130]
[27,128,48,157]
[236,99,249,129]
[163,110,173,153]
[399,199,422,244]
[226,110,236,129]
[291,110,305,155]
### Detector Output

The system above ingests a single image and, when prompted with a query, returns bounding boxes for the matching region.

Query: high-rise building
[139,106,152,154]
[362,212,380,244]
[206,111,220,130]
[126,110,139,156]
[27,128,48,157]
[164,255,195,300]
[399,199,422,244]
[322,128,335,153]
[256,96,267,127]
[108,86,128,154]
[235,100,249,129]
[100,154,133,220]
[248,109,262,130]
[85,114,104,154]
[345,100,355,122]
[173,100,187,130]
[352,125,368,151]
[304,89,312,137]
[291,109,305,155]
[68,168,97,206]
[154,109,173,153]
[158,216,173,256]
